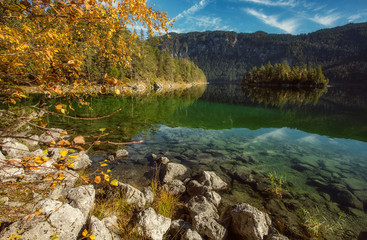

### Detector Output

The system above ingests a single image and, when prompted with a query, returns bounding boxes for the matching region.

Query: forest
[242,62,329,87]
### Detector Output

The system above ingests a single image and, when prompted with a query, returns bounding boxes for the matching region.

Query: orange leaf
[34,210,42,216]
[94,176,101,183]
[73,136,85,144]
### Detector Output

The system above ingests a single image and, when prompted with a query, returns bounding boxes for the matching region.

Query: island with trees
[241,62,329,88]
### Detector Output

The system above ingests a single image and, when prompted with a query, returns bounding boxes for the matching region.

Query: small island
[242,62,329,88]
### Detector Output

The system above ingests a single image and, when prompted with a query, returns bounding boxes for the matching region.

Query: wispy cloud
[175,0,209,20]
[244,8,298,33]
[311,13,340,26]
[240,0,297,7]
[171,15,232,33]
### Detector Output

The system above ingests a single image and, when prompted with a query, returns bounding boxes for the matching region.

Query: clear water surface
[49,83,367,239]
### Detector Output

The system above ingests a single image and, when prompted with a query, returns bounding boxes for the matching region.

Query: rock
[47,171,79,200]
[204,191,221,207]
[22,135,40,148]
[136,207,171,240]
[187,195,219,220]
[0,164,24,181]
[67,151,91,170]
[227,203,271,240]
[1,138,29,158]
[266,227,289,240]
[162,180,186,195]
[39,128,69,145]
[118,182,146,208]
[197,171,227,190]
[170,219,192,234]
[33,198,63,215]
[186,180,210,197]
[67,185,95,219]
[143,186,155,205]
[192,214,227,240]
[156,156,170,165]
[47,203,85,239]
[116,149,129,158]
[163,163,188,183]
[90,216,113,240]
[182,229,203,240]
[102,216,121,238]
[328,183,363,210]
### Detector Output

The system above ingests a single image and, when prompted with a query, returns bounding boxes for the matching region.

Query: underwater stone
[328,183,363,210]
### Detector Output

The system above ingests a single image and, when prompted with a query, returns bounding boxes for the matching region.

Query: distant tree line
[242,62,329,87]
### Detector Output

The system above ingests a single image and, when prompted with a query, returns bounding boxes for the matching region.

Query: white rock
[67,185,95,219]
[0,150,6,160]
[33,198,63,215]
[143,186,155,205]
[0,165,24,181]
[163,163,187,183]
[115,149,128,158]
[229,203,271,240]
[90,216,113,240]
[118,182,146,208]
[182,229,203,240]
[1,138,29,158]
[187,195,219,220]
[186,180,210,197]
[67,151,91,170]
[48,203,85,240]
[162,179,186,195]
[198,171,227,191]
[204,191,221,207]
[136,207,171,240]
[192,214,227,240]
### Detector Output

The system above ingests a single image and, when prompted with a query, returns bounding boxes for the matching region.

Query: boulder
[170,219,203,240]
[197,171,227,191]
[1,138,29,158]
[156,156,170,165]
[47,171,79,200]
[102,216,121,239]
[39,128,69,145]
[48,203,85,239]
[227,203,271,240]
[67,151,91,170]
[186,180,210,197]
[143,186,155,205]
[163,163,188,183]
[22,134,40,148]
[162,180,186,195]
[67,185,95,219]
[115,149,129,158]
[118,182,146,208]
[90,216,113,240]
[187,195,219,220]
[0,164,24,181]
[33,198,63,215]
[192,214,227,240]
[204,191,221,207]
[136,207,171,240]
[328,183,364,210]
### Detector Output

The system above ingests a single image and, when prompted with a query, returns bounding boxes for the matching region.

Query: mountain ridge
[159,22,367,84]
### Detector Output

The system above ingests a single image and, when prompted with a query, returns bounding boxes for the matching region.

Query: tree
[0,0,173,103]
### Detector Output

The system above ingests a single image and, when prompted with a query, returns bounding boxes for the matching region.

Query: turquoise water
[49,84,367,239]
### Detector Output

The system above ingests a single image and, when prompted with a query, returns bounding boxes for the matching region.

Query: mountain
[159,23,367,84]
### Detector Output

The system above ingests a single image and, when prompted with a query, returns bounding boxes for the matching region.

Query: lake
[49,83,367,239]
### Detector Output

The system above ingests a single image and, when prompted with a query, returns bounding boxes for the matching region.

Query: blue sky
[148,0,367,34]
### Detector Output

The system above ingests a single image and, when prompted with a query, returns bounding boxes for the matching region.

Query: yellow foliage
[0,0,173,102]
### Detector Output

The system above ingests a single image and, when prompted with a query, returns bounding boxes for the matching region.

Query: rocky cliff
[159,23,367,84]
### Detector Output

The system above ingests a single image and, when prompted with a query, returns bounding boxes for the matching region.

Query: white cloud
[240,0,297,7]
[348,13,362,22]
[244,8,298,33]
[175,0,209,20]
[311,13,340,26]
[172,15,232,33]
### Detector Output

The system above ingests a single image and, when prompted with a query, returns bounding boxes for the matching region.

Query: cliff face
[159,23,367,84]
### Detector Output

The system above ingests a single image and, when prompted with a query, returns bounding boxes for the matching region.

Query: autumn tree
[0,0,173,103]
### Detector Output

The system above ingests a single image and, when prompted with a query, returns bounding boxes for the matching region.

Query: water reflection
[241,85,328,107]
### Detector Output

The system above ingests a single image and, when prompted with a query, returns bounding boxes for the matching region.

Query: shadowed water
[48,84,367,239]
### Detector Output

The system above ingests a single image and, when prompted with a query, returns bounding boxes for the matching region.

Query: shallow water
[49,84,367,239]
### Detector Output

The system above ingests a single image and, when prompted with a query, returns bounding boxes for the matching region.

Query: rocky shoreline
[0,129,289,240]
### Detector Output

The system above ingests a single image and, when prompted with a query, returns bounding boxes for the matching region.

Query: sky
[147,0,367,35]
